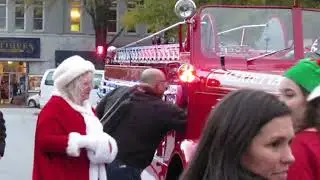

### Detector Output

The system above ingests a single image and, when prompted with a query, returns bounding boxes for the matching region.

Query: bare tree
[83,0,124,48]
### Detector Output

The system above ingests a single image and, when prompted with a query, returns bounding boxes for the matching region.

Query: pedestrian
[0,111,6,159]
[32,55,118,180]
[10,82,18,104]
[181,89,295,180]
[96,68,187,180]
[279,58,320,179]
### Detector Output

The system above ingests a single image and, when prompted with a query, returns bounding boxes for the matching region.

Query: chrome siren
[174,0,197,19]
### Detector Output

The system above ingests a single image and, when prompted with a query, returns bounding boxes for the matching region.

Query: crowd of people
[0,55,320,180]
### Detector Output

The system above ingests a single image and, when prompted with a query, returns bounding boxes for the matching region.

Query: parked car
[27,93,40,108]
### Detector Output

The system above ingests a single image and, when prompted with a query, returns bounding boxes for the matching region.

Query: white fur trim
[66,132,82,157]
[54,90,118,180]
[304,128,318,132]
[308,85,320,101]
[52,90,94,116]
[53,55,95,91]
[87,133,118,164]
[104,133,118,163]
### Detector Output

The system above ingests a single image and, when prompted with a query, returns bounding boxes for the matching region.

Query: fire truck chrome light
[175,0,197,20]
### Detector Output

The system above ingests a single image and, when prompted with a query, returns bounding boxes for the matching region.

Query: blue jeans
[106,160,143,180]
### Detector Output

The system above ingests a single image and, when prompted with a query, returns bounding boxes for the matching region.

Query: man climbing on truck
[96,68,187,180]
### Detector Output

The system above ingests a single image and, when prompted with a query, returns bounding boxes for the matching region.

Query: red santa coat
[287,128,320,180]
[32,92,118,180]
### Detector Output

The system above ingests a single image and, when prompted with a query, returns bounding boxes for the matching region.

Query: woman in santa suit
[32,55,118,180]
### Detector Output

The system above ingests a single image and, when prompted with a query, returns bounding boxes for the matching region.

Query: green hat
[284,58,320,93]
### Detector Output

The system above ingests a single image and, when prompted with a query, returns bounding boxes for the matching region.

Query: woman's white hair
[60,71,92,105]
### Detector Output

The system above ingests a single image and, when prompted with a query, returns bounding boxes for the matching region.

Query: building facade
[0,0,149,103]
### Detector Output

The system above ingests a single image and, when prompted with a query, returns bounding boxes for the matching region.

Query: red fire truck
[98,0,320,179]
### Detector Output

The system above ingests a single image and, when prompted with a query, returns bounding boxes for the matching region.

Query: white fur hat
[53,55,95,90]
[307,84,320,101]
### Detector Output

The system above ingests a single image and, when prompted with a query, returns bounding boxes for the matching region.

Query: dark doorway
[55,50,105,70]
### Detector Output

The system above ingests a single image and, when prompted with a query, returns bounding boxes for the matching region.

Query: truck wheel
[165,156,183,180]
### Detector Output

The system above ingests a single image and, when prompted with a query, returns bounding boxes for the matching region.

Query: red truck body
[99,3,320,180]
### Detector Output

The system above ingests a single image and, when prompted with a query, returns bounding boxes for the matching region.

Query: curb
[0,105,27,108]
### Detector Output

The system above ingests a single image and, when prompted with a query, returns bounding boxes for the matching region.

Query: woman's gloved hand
[66,132,118,164]
[86,133,118,164]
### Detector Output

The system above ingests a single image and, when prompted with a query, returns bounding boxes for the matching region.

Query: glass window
[15,0,25,30]
[303,10,320,58]
[0,5,6,29]
[93,73,103,89]
[34,0,42,5]
[111,0,117,8]
[28,75,42,91]
[128,1,136,9]
[33,0,43,30]
[108,9,117,32]
[45,71,54,86]
[200,7,294,60]
[70,1,81,32]
[15,0,23,4]
[0,0,5,29]
[126,0,137,33]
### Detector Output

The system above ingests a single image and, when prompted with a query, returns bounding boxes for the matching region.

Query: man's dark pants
[106,160,143,180]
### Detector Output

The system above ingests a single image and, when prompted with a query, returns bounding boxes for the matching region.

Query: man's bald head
[140,68,168,96]
[140,68,166,86]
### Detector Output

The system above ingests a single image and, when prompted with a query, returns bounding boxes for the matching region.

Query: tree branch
[108,27,125,45]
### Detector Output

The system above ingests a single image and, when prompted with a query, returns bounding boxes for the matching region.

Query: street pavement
[0,107,155,180]
[0,108,37,180]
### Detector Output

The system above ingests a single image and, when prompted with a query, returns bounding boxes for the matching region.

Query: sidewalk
[0,104,26,108]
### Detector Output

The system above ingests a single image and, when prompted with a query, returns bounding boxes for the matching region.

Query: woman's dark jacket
[0,111,6,157]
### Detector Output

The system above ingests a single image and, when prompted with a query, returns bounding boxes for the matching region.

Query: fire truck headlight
[178,63,197,83]
[174,0,197,20]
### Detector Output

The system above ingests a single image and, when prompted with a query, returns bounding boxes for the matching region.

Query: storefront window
[70,0,81,32]
[0,62,26,103]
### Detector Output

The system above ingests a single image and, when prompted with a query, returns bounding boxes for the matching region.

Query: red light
[177,64,197,83]
[206,78,221,87]
[96,45,104,55]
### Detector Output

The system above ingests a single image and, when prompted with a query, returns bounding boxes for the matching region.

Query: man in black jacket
[0,111,6,159]
[96,68,187,180]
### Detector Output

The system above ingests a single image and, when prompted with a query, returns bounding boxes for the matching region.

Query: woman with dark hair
[279,58,320,132]
[181,89,295,180]
[279,58,320,179]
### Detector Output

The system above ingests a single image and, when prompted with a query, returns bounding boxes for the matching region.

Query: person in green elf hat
[279,58,320,132]
[279,58,320,180]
